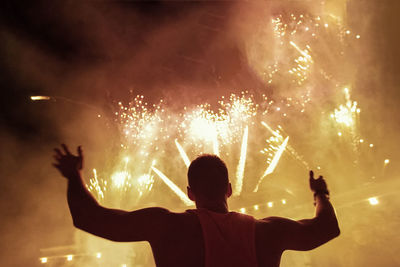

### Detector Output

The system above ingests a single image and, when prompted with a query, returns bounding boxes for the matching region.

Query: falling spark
[187,111,218,142]
[262,121,309,169]
[254,136,289,192]
[261,121,282,138]
[151,167,193,206]
[136,174,154,197]
[332,103,357,127]
[89,169,104,201]
[175,139,191,168]
[111,171,131,189]
[234,126,248,196]
[368,197,379,205]
[213,133,220,156]
[289,41,313,62]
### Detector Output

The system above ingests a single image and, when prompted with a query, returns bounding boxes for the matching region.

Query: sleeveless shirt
[187,208,258,267]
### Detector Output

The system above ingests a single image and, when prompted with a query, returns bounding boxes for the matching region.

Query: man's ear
[226,183,232,198]
[187,186,196,201]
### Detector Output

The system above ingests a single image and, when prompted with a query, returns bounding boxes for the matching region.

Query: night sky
[0,0,399,266]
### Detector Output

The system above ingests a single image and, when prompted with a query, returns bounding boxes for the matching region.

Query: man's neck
[196,200,229,214]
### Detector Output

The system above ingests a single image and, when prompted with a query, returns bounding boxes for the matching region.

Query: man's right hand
[309,170,328,193]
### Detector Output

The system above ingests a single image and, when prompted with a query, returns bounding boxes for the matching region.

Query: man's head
[187,154,232,202]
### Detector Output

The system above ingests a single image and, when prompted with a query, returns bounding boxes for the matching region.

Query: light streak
[40,257,47,263]
[175,139,191,168]
[67,255,73,261]
[30,95,51,101]
[151,167,193,206]
[254,136,289,192]
[234,126,248,196]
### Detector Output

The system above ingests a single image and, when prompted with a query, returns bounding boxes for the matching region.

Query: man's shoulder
[132,207,193,227]
[254,217,288,253]
[255,216,291,236]
[257,216,288,223]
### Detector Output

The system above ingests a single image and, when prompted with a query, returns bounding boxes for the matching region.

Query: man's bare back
[53,145,339,267]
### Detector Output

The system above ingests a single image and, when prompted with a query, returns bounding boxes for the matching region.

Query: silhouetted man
[53,144,340,267]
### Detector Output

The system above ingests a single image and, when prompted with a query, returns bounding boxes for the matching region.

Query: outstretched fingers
[62,144,72,155]
[53,154,61,162]
[54,148,63,157]
[52,163,61,170]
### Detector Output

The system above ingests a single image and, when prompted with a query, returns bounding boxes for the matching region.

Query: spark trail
[254,136,289,192]
[175,139,191,168]
[234,126,248,196]
[151,167,194,206]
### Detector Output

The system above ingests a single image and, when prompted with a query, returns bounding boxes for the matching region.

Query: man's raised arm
[53,144,171,242]
[262,171,340,251]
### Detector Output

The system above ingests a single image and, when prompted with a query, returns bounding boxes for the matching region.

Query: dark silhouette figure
[53,144,340,267]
